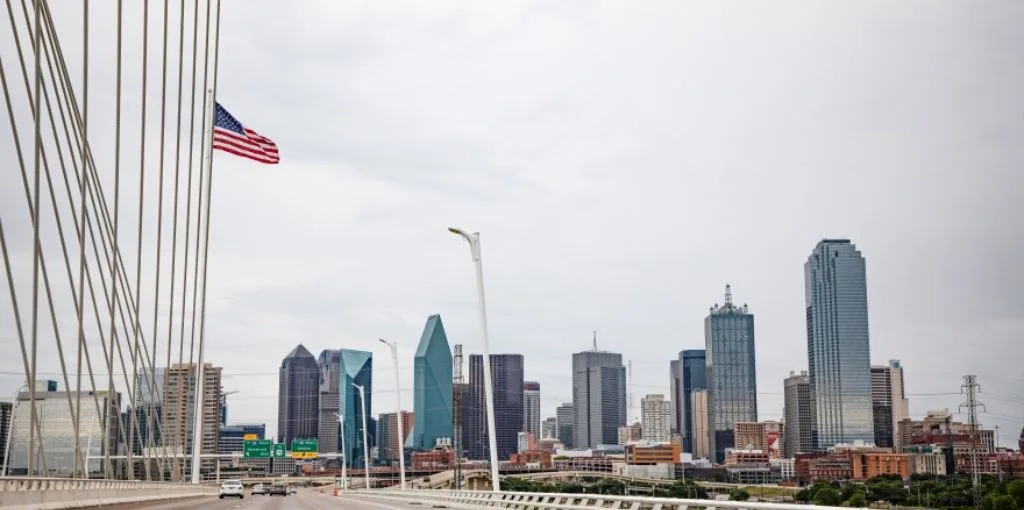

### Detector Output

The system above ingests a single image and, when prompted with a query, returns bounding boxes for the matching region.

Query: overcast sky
[2,1,1022,448]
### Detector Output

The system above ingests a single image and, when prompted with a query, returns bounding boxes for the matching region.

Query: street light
[352,383,371,490]
[333,413,347,490]
[378,338,407,489]
[1,384,28,477]
[447,226,501,492]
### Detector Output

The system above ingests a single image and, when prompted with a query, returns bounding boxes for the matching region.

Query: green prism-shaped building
[409,314,454,451]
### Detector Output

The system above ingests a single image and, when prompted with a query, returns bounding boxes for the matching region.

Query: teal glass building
[338,349,373,468]
[410,314,454,451]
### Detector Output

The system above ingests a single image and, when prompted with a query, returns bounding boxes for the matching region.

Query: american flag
[212,102,280,164]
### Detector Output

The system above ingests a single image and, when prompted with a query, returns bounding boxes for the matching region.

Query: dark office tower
[0,402,11,467]
[784,370,816,458]
[572,344,627,449]
[318,349,341,454]
[805,239,874,448]
[278,345,320,447]
[669,360,681,437]
[466,354,524,460]
[871,360,908,450]
[556,403,574,448]
[705,285,758,464]
[679,349,707,454]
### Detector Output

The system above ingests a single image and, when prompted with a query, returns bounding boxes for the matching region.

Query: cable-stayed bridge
[1,0,223,484]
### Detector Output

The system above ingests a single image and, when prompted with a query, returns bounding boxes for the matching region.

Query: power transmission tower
[452,344,464,490]
[959,375,986,508]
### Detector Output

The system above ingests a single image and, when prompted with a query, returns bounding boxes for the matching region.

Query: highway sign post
[243,439,272,458]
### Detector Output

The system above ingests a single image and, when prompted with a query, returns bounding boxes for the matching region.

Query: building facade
[338,349,373,468]
[705,285,758,463]
[0,402,11,468]
[572,349,627,449]
[555,403,574,448]
[690,389,710,459]
[641,394,672,442]
[669,359,681,437]
[278,345,320,447]
[8,388,121,476]
[134,368,165,407]
[784,370,816,458]
[219,424,266,454]
[467,354,524,460]
[162,363,222,476]
[523,381,541,439]
[541,417,557,439]
[679,349,707,454]
[412,314,454,451]
[317,349,341,455]
[378,411,414,463]
[871,360,910,449]
[805,239,874,448]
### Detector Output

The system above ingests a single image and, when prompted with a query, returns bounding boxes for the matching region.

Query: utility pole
[959,375,985,509]
[452,344,464,490]
[995,425,1003,484]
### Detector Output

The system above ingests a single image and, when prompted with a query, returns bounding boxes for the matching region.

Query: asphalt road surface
[98,489,430,509]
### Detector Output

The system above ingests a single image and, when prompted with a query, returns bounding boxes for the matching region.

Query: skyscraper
[467,354,524,460]
[784,370,815,458]
[541,417,557,439]
[805,239,874,448]
[669,360,681,437]
[523,381,541,439]
[317,349,341,454]
[705,285,758,463]
[278,345,320,447]
[690,389,710,459]
[641,394,672,442]
[555,402,574,448]
[162,363,221,475]
[338,349,373,468]
[0,402,11,468]
[679,349,707,454]
[572,344,626,449]
[411,314,454,451]
[378,411,414,463]
[871,360,910,449]
[135,368,165,407]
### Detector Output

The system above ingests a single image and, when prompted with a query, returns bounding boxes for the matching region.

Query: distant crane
[221,390,239,426]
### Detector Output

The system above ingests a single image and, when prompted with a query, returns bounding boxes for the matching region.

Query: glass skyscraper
[571,349,626,449]
[805,239,874,449]
[467,354,524,460]
[277,345,320,447]
[678,349,707,454]
[411,314,454,451]
[705,285,757,463]
[338,349,373,468]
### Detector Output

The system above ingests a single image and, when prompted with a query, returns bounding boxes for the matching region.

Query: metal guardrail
[354,489,839,510]
[0,477,216,510]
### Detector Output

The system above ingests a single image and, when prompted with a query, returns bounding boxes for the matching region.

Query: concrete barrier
[0,477,217,509]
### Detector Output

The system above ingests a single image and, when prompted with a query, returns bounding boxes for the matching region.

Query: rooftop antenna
[592,330,598,351]
[724,284,733,306]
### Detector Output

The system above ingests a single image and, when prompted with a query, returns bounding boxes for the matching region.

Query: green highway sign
[243,439,272,458]
[291,438,318,453]
[272,443,286,458]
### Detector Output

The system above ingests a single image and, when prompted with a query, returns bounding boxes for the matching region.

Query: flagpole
[189,88,217,484]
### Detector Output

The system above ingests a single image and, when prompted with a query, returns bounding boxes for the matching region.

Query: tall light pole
[353,383,371,490]
[333,413,347,490]
[378,338,406,489]
[447,227,501,492]
[1,384,28,477]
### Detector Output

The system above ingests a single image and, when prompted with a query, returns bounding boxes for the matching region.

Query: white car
[252,483,266,495]
[219,480,244,499]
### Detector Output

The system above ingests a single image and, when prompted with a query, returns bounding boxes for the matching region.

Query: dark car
[268,482,288,496]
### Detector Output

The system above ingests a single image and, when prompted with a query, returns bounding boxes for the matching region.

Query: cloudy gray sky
[2,1,1022,447]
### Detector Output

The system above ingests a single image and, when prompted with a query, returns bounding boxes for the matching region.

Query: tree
[1008,480,1024,509]
[814,487,842,506]
[729,489,751,501]
[848,491,867,508]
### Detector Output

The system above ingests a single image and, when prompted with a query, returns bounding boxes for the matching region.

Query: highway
[94,489,419,509]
